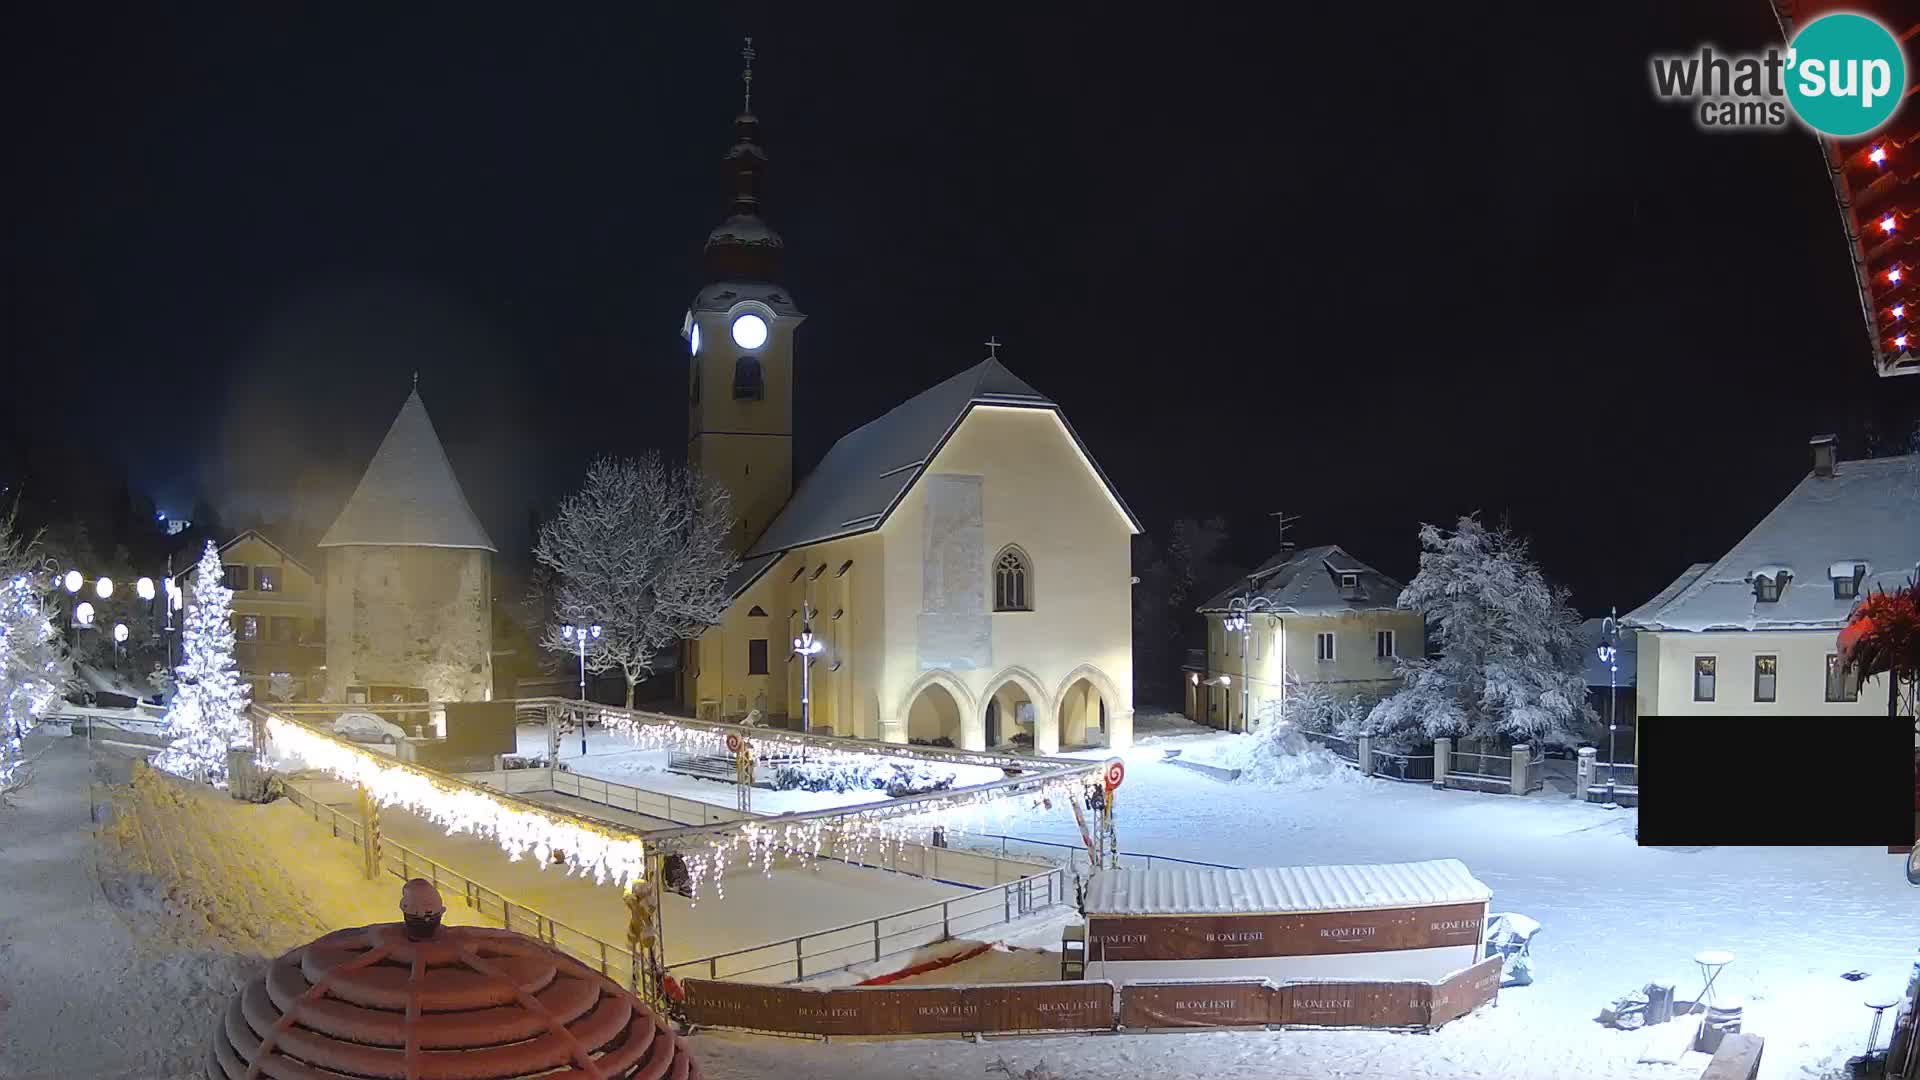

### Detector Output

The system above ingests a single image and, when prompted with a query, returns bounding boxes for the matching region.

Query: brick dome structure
[209,881,698,1079]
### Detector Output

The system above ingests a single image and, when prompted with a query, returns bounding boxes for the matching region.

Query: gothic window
[993,546,1032,612]
[733,355,764,400]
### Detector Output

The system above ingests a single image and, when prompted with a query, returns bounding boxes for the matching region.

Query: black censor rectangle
[1638,718,1915,847]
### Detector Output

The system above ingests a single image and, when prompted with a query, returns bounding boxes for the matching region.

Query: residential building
[674,75,1139,754]
[318,389,497,709]
[172,529,326,702]
[1188,544,1424,732]
[1624,436,1919,719]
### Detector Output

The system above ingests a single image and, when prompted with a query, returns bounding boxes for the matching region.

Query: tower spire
[741,36,756,115]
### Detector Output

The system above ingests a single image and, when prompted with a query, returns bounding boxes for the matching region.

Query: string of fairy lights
[264,706,1102,904]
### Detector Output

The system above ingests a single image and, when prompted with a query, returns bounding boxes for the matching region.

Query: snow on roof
[318,390,497,552]
[1623,453,1919,632]
[731,358,1140,595]
[691,281,802,317]
[170,529,317,582]
[1084,859,1490,917]
[1196,544,1404,615]
[707,214,784,248]
[1581,617,1638,686]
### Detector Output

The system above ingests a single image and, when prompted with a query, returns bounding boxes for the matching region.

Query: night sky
[6,4,1917,616]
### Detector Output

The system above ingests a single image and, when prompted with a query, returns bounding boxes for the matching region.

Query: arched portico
[982,666,1054,755]
[894,669,977,748]
[1053,664,1130,751]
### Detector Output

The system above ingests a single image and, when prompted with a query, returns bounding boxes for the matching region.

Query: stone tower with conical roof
[319,388,496,706]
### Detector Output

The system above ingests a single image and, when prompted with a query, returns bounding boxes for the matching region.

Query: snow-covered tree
[153,540,252,784]
[2,512,72,793]
[532,455,739,707]
[1358,516,1593,746]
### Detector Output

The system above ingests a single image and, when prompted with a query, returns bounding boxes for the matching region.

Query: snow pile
[1219,721,1367,790]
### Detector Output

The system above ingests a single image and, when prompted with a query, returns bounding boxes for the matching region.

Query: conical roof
[209,917,699,1078]
[319,389,497,552]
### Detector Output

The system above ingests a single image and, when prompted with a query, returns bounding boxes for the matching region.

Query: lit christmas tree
[2,514,71,794]
[154,539,252,784]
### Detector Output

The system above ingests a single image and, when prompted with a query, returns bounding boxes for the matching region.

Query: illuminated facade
[676,46,1141,753]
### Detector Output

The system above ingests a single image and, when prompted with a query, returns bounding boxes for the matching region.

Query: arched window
[733,355,764,400]
[993,546,1033,612]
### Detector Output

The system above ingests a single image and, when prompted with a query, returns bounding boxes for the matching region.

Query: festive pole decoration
[1100,758,1124,869]
[728,733,753,813]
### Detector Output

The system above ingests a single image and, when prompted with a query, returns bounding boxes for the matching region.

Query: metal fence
[1302,730,1361,766]
[964,832,1240,875]
[1448,749,1514,791]
[279,782,651,998]
[1369,745,1437,783]
[665,866,1067,984]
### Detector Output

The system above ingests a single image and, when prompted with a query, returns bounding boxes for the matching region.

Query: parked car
[333,712,408,745]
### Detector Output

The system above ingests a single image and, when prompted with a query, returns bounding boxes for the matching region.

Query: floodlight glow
[1870,146,1887,165]
[1895,305,1907,320]
[1897,334,1910,349]
[1882,216,1897,234]
[1890,268,1903,284]
[730,313,768,350]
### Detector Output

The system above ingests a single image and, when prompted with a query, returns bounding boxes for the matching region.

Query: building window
[733,355,764,400]
[1754,573,1787,602]
[993,546,1032,612]
[1693,656,1716,701]
[223,564,248,592]
[748,638,769,676]
[235,614,261,642]
[1754,656,1777,703]
[690,358,701,404]
[747,605,768,617]
[1316,632,1335,662]
[1825,654,1860,702]
[1376,629,1395,659]
[269,616,296,644]
[1340,573,1358,590]
[254,566,279,592]
[1833,564,1864,600]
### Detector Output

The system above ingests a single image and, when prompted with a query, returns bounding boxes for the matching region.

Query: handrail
[969,832,1240,871]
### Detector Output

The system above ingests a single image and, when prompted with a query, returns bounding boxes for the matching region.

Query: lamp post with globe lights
[792,604,825,733]
[559,624,601,755]
[1224,592,1275,734]
[1596,609,1621,804]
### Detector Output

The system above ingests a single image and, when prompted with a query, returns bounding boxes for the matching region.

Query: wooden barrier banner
[969,981,1117,1033]
[682,979,1117,1036]
[1088,902,1485,961]
[1427,955,1502,1027]
[1118,980,1276,1029]
[1277,979,1429,1029]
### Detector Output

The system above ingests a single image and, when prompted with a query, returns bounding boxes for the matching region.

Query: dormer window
[1340,573,1358,590]
[1752,570,1790,603]
[1830,561,1867,600]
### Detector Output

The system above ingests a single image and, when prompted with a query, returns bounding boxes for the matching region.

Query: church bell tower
[686,37,803,554]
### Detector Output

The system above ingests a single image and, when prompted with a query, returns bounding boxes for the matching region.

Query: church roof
[731,357,1139,595]
[319,390,497,552]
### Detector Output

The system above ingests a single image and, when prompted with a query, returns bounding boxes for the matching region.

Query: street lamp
[95,577,113,600]
[559,623,601,755]
[792,604,825,733]
[1596,609,1620,804]
[74,601,95,627]
[63,570,82,594]
[136,577,155,601]
[1225,592,1275,734]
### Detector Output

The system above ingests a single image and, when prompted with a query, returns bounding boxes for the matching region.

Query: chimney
[1810,434,1837,478]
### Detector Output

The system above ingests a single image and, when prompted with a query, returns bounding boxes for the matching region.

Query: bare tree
[532,455,739,708]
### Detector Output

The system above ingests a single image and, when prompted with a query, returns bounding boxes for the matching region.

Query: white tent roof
[319,389,496,552]
[1084,859,1491,917]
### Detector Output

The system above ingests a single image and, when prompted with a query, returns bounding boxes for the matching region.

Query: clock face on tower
[731,313,768,350]
[689,323,702,356]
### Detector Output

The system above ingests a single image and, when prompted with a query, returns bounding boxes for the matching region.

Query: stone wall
[324,546,492,703]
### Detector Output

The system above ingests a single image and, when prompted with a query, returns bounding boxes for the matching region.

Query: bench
[1698,1033,1762,1080]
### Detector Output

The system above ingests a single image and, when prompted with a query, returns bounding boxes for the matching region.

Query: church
[677,45,1140,754]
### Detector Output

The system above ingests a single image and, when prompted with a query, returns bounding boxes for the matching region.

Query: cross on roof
[984,336,1001,360]
[741,37,756,113]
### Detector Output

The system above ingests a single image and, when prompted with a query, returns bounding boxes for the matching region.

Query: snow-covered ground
[517,723,1010,816]
[7,712,1914,1080]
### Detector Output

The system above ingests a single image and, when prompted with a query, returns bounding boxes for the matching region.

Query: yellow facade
[1196,608,1425,732]
[684,405,1136,754]
[686,302,800,554]
[178,531,325,701]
